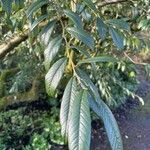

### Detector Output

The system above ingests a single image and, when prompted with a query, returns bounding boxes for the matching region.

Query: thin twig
[97,0,133,7]
[124,52,147,65]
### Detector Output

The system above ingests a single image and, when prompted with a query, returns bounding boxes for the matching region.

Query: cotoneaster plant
[1,0,150,150]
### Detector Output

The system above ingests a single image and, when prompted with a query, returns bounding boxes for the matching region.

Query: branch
[97,0,132,7]
[124,52,147,65]
[0,32,28,59]
[0,73,44,110]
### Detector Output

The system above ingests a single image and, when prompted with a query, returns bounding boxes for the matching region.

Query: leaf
[1,0,12,14]
[71,47,97,75]
[14,0,23,6]
[44,36,62,71]
[68,90,91,150]
[30,14,48,31]
[45,58,67,97]
[41,20,57,46]
[88,94,123,150]
[70,46,90,57]
[67,27,94,50]
[64,10,82,28]
[109,27,124,50]
[75,68,99,100]
[75,69,123,150]
[138,19,150,30]
[78,56,118,64]
[81,9,91,21]
[107,19,130,31]
[83,0,97,11]
[60,78,78,138]
[97,17,108,40]
[26,0,49,18]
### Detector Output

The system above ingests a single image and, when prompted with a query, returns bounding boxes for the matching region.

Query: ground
[91,66,150,150]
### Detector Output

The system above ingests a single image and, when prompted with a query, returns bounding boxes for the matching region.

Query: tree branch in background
[0,32,28,59]
[97,0,132,7]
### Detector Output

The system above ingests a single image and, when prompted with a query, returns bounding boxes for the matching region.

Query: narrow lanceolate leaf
[83,0,97,12]
[1,0,12,14]
[15,0,24,7]
[60,78,78,138]
[45,58,67,97]
[30,14,48,31]
[70,46,90,57]
[88,94,123,150]
[44,36,62,71]
[107,19,130,31]
[97,18,108,40]
[109,27,124,50]
[75,68,99,100]
[41,20,56,46]
[67,27,94,50]
[78,56,118,65]
[64,10,82,28]
[26,0,49,18]
[75,69,123,150]
[68,90,91,150]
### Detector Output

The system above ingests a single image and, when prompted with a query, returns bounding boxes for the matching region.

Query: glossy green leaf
[70,46,90,57]
[67,27,94,50]
[107,19,130,31]
[75,68,99,100]
[30,14,48,31]
[68,90,91,150]
[64,10,82,28]
[14,0,24,6]
[45,58,67,97]
[41,20,56,46]
[83,0,97,11]
[97,18,108,40]
[78,56,118,64]
[138,19,150,30]
[60,78,78,138]
[44,36,62,71]
[88,94,123,150]
[1,0,12,14]
[109,27,124,50]
[75,69,123,150]
[26,0,49,18]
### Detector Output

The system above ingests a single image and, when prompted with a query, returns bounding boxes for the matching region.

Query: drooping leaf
[109,27,124,50]
[88,94,123,150]
[44,36,62,71]
[41,20,57,45]
[75,69,123,150]
[14,0,24,7]
[26,0,49,18]
[107,19,130,31]
[30,14,48,31]
[45,58,67,97]
[75,68,99,100]
[70,46,90,57]
[60,78,78,138]
[78,56,118,64]
[64,10,82,28]
[67,27,94,50]
[83,0,97,11]
[97,17,108,40]
[138,19,150,31]
[68,90,91,150]
[0,0,12,14]
[81,9,91,21]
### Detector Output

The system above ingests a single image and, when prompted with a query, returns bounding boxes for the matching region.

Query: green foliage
[1,0,150,150]
[0,102,64,149]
